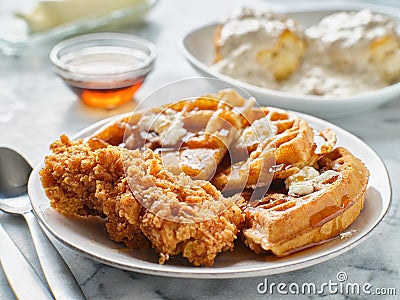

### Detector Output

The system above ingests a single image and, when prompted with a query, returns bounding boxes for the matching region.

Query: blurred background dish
[0,0,159,56]
[181,2,400,118]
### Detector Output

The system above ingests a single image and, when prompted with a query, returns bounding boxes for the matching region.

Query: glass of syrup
[50,32,156,109]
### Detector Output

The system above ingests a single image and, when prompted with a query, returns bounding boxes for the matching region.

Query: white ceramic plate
[180,2,400,118]
[28,112,391,278]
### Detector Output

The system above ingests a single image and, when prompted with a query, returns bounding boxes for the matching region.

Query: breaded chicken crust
[124,149,245,266]
[40,135,148,250]
[41,135,245,266]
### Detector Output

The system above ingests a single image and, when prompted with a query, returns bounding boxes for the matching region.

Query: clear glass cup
[50,32,156,109]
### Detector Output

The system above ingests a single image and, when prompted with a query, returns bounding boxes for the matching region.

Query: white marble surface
[0,0,399,299]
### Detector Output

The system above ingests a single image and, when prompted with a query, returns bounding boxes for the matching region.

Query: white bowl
[180,2,400,118]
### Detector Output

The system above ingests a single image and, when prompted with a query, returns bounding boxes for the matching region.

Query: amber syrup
[64,49,150,109]
[65,78,145,109]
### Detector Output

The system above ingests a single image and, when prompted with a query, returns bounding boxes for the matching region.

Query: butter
[285,166,340,196]
[241,117,278,147]
[139,109,188,146]
[17,0,145,33]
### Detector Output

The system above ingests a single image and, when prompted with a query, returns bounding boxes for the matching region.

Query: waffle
[89,94,332,192]
[242,147,369,256]
[213,7,306,81]
[211,107,337,193]
[89,89,256,180]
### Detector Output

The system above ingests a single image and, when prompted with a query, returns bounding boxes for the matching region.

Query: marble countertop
[1,0,399,299]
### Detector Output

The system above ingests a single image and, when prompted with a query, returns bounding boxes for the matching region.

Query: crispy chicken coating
[40,135,245,265]
[40,135,148,250]
[124,149,245,266]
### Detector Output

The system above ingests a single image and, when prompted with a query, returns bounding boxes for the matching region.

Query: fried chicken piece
[124,149,245,266]
[40,135,101,216]
[41,135,244,265]
[93,148,148,249]
[40,135,148,250]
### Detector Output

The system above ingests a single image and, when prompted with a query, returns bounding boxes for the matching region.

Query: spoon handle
[0,224,53,300]
[23,211,86,300]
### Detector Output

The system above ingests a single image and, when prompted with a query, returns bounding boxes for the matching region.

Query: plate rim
[29,111,392,279]
[179,2,400,106]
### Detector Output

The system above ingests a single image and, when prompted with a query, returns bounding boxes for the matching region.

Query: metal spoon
[0,147,86,300]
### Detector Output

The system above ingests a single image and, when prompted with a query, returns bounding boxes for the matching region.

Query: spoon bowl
[0,147,32,214]
[0,147,32,199]
[0,194,32,215]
